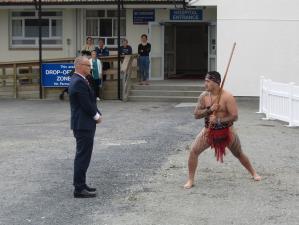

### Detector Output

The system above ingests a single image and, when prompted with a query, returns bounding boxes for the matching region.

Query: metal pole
[117,0,121,100]
[38,0,43,99]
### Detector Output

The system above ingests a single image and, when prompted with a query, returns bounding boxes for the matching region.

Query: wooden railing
[0,58,74,99]
[0,55,137,100]
[121,54,138,101]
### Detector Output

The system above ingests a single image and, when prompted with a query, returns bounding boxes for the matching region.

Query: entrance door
[175,23,208,77]
[208,23,217,71]
[164,24,176,78]
[149,22,164,80]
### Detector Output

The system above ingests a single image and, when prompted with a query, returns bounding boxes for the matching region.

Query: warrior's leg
[184,129,210,189]
[228,132,261,181]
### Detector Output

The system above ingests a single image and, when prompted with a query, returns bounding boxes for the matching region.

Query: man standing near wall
[68,56,102,198]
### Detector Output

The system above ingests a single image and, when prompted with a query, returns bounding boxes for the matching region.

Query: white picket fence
[258,76,299,127]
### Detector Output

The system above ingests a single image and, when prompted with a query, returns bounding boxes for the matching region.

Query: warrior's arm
[194,107,213,120]
[218,114,238,124]
[194,93,213,119]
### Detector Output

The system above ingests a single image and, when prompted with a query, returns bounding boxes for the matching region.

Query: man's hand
[210,103,220,112]
[96,116,102,124]
[209,114,217,124]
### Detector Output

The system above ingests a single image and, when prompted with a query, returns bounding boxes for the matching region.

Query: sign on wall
[133,9,155,24]
[170,9,203,21]
[42,63,74,87]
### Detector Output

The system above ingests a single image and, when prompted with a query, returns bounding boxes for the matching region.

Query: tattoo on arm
[219,115,238,124]
[194,92,213,119]
[203,107,213,117]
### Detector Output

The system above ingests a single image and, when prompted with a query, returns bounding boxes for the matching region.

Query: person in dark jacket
[68,56,102,198]
[120,38,132,55]
[95,39,110,70]
[138,34,151,85]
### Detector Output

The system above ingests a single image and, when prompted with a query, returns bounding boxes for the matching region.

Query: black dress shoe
[74,189,97,198]
[85,185,96,192]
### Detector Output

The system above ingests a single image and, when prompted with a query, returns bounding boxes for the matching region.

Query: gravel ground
[0,99,298,225]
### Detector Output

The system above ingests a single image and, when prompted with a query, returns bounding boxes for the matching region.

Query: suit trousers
[73,129,96,191]
[92,79,102,98]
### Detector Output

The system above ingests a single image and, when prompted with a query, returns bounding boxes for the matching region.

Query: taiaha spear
[217,42,236,103]
[208,42,237,162]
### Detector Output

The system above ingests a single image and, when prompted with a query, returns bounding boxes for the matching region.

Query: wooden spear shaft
[216,42,237,104]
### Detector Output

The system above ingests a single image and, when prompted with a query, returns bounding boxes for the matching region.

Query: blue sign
[42,63,74,87]
[170,9,203,21]
[133,9,155,24]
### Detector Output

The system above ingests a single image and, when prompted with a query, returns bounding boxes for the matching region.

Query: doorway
[164,22,214,79]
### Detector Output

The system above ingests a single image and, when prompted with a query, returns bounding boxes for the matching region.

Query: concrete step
[128,95,198,102]
[132,84,204,91]
[130,89,202,97]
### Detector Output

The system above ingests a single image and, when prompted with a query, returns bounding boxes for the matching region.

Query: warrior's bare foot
[183,179,194,189]
[253,173,261,181]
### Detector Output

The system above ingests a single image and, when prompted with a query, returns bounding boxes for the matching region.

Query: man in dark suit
[68,56,102,198]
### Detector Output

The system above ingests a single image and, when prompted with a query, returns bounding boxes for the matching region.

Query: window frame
[10,10,63,49]
[85,9,126,48]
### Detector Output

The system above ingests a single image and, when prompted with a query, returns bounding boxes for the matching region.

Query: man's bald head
[74,56,91,76]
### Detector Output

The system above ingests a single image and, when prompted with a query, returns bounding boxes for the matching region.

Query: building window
[86,9,126,47]
[10,10,63,48]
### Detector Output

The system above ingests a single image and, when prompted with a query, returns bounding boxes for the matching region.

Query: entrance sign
[42,63,74,87]
[133,9,155,24]
[170,9,203,21]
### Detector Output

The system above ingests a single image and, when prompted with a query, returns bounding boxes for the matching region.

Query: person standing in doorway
[89,50,102,101]
[138,34,151,85]
[68,56,102,198]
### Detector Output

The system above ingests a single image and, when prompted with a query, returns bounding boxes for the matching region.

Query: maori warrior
[184,43,261,189]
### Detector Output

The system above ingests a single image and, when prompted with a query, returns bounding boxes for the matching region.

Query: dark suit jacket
[69,73,101,130]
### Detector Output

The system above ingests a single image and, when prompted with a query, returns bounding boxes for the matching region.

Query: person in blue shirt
[95,39,110,73]
[120,39,132,55]
[89,50,102,101]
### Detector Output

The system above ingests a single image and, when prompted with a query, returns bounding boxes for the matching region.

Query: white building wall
[63,8,78,58]
[0,9,77,62]
[126,9,148,54]
[192,0,299,96]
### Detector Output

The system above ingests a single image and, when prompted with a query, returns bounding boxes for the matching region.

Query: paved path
[0,99,298,225]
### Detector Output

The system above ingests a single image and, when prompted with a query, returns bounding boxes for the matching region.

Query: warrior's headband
[205,71,221,85]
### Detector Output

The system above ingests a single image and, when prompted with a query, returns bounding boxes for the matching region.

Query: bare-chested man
[184,71,261,189]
